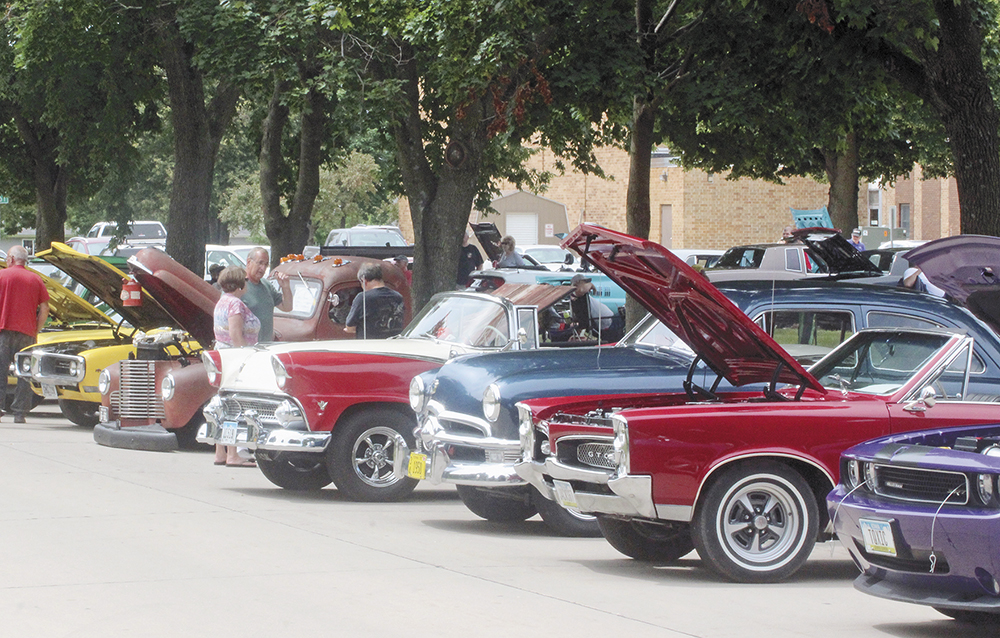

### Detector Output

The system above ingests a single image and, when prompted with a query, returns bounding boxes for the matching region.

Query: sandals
[226,459,257,468]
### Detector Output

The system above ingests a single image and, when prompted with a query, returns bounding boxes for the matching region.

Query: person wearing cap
[899,267,946,297]
[848,228,865,251]
[393,255,412,285]
[568,273,620,342]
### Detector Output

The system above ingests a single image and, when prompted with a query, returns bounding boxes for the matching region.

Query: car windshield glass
[349,230,407,247]
[129,223,166,239]
[275,277,324,319]
[713,247,766,269]
[402,295,510,347]
[631,318,693,354]
[525,247,568,263]
[809,331,952,395]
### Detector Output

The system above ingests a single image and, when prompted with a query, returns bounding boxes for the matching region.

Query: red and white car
[515,224,1000,583]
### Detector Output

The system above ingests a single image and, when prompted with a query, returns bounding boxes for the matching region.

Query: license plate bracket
[219,421,239,445]
[41,383,58,400]
[553,479,579,510]
[860,518,897,556]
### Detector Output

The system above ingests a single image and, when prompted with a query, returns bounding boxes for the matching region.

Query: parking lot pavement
[0,404,984,637]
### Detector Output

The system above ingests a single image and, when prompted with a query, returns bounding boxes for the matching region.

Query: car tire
[532,488,601,537]
[58,398,100,427]
[255,451,332,491]
[597,516,694,563]
[174,412,212,450]
[456,485,537,522]
[692,461,818,583]
[933,608,1000,624]
[328,407,418,502]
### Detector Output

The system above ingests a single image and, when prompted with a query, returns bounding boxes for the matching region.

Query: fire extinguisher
[121,276,142,307]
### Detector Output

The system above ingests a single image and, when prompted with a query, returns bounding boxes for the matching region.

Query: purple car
[829,422,1000,624]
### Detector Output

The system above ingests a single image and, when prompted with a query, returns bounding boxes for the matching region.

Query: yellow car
[15,243,186,426]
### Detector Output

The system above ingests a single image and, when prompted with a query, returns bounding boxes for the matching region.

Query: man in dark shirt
[456,231,484,287]
[346,263,405,339]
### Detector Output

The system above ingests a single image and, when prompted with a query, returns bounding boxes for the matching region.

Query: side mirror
[564,253,574,265]
[920,385,937,408]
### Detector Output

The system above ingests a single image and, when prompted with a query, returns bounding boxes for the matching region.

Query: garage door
[505,213,538,246]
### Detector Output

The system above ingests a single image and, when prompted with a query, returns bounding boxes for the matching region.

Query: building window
[867,187,881,226]
[899,203,911,237]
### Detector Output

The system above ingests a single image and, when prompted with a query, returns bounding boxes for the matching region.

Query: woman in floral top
[212,266,261,466]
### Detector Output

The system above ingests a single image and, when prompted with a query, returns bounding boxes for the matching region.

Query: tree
[800,0,1000,235]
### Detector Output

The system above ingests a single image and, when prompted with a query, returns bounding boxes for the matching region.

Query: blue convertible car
[829,422,1000,624]
[408,278,1000,536]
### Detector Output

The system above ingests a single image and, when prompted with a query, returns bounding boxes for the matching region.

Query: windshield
[713,247,766,269]
[402,294,511,348]
[275,277,324,319]
[524,247,570,263]
[810,331,953,395]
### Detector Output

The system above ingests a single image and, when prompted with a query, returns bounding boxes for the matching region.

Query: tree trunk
[11,113,66,251]
[823,132,860,234]
[157,18,239,275]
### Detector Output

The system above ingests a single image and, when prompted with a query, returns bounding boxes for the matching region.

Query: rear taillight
[202,350,223,387]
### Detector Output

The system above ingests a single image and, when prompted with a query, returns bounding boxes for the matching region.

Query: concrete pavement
[0,404,984,637]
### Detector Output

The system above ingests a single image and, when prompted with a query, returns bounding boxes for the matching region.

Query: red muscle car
[514,223,1000,583]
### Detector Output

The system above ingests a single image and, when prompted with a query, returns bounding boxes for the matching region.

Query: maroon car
[514,224,1000,583]
[95,251,410,451]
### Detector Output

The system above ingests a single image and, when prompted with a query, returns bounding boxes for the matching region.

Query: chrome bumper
[413,409,524,487]
[197,400,330,452]
[513,457,662,520]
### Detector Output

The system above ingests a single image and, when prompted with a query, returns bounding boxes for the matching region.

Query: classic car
[196,283,571,501]
[15,243,182,425]
[95,253,411,451]
[707,227,882,282]
[513,223,1000,583]
[408,277,1000,536]
[829,422,1000,623]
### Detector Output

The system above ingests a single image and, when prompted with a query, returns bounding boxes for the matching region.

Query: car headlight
[847,459,862,490]
[864,462,878,490]
[271,355,290,390]
[161,374,175,401]
[274,400,304,427]
[979,474,995,505]
[409,376,427,413]
[611,414,630,474]
[16,354,31,376]
[482,383,501,423]
[98,369,111,395]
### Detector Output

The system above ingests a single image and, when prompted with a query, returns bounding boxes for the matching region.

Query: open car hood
[562,224,823,390]
[470,222,504,262]
[37,242,178,331]
[489,282,572,309]
[796,228,882,276]
[904,235,1000,333]
[128,248,220,346]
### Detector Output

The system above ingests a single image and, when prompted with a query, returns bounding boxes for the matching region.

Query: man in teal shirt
[242,247,292,341]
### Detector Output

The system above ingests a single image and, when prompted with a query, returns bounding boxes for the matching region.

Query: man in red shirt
[0,246,49,423]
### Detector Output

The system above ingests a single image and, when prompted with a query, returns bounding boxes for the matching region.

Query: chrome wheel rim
[352,426,407,488]
[716,474,807,570]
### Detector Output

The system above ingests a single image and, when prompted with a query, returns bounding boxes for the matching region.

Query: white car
[86,220,167,241]
[669,249,724,268]
[518,244,577,271]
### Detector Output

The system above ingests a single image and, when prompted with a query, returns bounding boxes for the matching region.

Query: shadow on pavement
[223,486,461,504]
[573,555,861,585]
[421,517,605,539]
[874,619,1000,637]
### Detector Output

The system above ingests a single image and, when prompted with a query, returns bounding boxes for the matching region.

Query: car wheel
[58,398,100,427]
[456,485,537,522]
[532,488,601,537]
[328,407,418,502]
[174,412,212,451]
[255,451,332,491]
[598,516,694,563]
[933,608,1000,624]
[692,461,818,583]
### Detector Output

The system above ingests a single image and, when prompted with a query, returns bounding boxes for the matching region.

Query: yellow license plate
[407,452,428,480]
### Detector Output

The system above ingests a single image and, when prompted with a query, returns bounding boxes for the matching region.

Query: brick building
[398,146,961,251]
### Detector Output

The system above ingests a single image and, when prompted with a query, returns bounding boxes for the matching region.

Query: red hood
[128,248,220,346]
[562,224,823,390]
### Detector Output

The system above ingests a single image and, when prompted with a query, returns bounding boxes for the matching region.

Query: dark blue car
[407,279,1000,536]
[829,422,1000,624]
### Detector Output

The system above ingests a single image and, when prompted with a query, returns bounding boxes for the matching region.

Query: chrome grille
[220,395,281,425]
[874,465,969,505]
[577,442,616,469]
[118,360,164,419]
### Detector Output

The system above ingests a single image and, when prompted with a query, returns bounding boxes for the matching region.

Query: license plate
[407,452,428,480]
[860,518,897,556]
[219,422,239,445]
[41,383,58,400]
[99,406,108,423]
[553,479,579,510]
